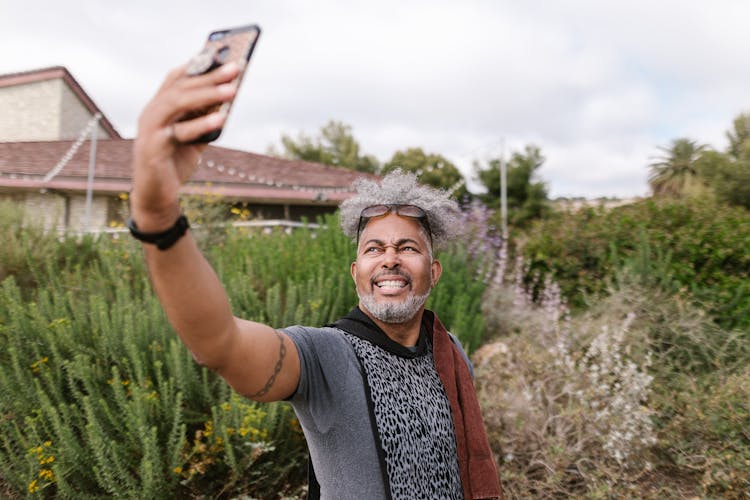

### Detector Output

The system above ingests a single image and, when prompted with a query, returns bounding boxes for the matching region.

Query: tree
[648,138,709,197]
[474,144,550,228]
[382,148,468,199]
[726,113,750,160]
[697,148,750,210]
[272,120,380,173]
[712,161,750,209]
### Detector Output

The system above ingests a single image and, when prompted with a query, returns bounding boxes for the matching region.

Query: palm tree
[648,138,707,197]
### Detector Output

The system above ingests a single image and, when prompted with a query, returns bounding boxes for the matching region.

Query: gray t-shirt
[283,325,472,499]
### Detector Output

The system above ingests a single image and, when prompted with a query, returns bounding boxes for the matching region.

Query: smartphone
[180,24,261,143]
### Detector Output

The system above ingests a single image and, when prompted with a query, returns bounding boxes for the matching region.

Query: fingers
[182,60,243,89]
[160,60,240,91]
[171,83,237,121]
[144,62,242,132]
[172,110,228,144]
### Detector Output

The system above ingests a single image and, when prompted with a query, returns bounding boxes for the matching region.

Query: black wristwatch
[126,214,190,250]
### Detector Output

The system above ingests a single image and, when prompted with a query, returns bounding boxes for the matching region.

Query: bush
[0,200,100,293]
[476,251,750,498]
[523,198,750,330]
[0,211,489,497]
[0,253,307,498]
[474,263,659,497]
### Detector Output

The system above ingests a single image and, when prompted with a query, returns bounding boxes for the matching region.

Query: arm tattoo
[248,329,286,398]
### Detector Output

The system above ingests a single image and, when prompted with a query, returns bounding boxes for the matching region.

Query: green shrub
[657,368,750,497]
[524,198,750,330]
[475,274,660,498]
[0,200,101,294]
[477,252,750,498]
[0,211,488,497]
[0,255,306,498]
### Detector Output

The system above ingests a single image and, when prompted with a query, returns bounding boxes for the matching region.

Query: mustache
[370,269,412,285]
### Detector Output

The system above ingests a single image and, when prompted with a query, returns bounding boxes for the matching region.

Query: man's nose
[381,247,400,267]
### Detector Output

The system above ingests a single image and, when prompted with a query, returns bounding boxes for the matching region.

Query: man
[129,60,501,499]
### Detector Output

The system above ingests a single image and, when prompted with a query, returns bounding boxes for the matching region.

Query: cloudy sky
[3,0,750,198]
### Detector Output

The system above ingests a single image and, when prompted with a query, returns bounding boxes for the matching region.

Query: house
[0,66,374,231]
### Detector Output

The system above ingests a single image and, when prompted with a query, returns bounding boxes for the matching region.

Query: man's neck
[359,305,424,347]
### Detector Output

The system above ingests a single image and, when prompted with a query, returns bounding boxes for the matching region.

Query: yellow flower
[173,466,183,475]
[28,479,39,493]
[30,357,50,374]
[39,469,54,481]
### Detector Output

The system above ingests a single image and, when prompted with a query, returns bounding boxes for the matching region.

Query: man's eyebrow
[362,238,385,247]
[395,238,422,246]
[361,238,422,247]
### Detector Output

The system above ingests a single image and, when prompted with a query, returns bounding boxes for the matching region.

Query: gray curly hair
[339,169,461,249]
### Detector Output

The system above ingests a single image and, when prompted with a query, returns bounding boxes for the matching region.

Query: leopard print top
[345,333,464,500]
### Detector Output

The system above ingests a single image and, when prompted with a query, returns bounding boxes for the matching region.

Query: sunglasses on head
[356,204,433,247]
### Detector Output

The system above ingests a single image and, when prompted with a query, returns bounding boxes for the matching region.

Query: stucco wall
[21,191,66,230]
[0,79,108,142]
[58,82,109,140]
[0,191,111,231]
[67,194,109,230]
[0,80,62,141]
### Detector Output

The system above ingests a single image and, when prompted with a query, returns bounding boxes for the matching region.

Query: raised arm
[129,61,300,402]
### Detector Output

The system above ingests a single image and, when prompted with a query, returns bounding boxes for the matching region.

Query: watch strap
[126,214,190,250]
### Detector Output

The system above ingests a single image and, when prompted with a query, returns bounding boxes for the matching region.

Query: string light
[447,178,466,197]
[193,157,356,194]
[43,113,102,182]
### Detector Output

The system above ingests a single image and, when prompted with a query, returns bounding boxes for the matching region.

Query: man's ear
[350,261,357,282]
[431,259,443,287]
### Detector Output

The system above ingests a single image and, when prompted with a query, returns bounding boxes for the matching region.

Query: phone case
[180,24,261,143]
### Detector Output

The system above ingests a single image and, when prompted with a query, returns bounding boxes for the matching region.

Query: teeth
[377,280,406,288]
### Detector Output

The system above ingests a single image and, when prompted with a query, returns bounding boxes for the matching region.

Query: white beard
[358,288,431,324]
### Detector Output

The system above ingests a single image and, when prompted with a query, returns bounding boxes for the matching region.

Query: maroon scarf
[426,310,503,499]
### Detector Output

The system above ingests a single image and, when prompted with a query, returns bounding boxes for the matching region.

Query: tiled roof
[0,66,121,139]
[0,139,377,205]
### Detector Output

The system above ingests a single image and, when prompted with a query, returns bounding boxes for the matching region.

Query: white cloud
[2,0,750,198]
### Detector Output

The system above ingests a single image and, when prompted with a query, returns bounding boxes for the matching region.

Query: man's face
[351,213,442,324]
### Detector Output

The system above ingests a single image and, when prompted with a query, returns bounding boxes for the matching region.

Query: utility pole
[83,114,102,232]
[500,139,508,239]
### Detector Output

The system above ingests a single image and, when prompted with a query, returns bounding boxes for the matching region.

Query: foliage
[477,249,750,497]
[0,200,100,293]
[523,197,750,330]
[696,146,750,211]
[382,147,468,199]
[650,113,750,209]
[473,144,550,228]
[271,120,380,173]
[0,210,488,497]
[726,112,750,160]
[0,242,307,498]
[475,264,661,498]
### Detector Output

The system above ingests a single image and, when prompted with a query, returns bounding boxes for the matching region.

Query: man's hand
[130,61,241,231]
